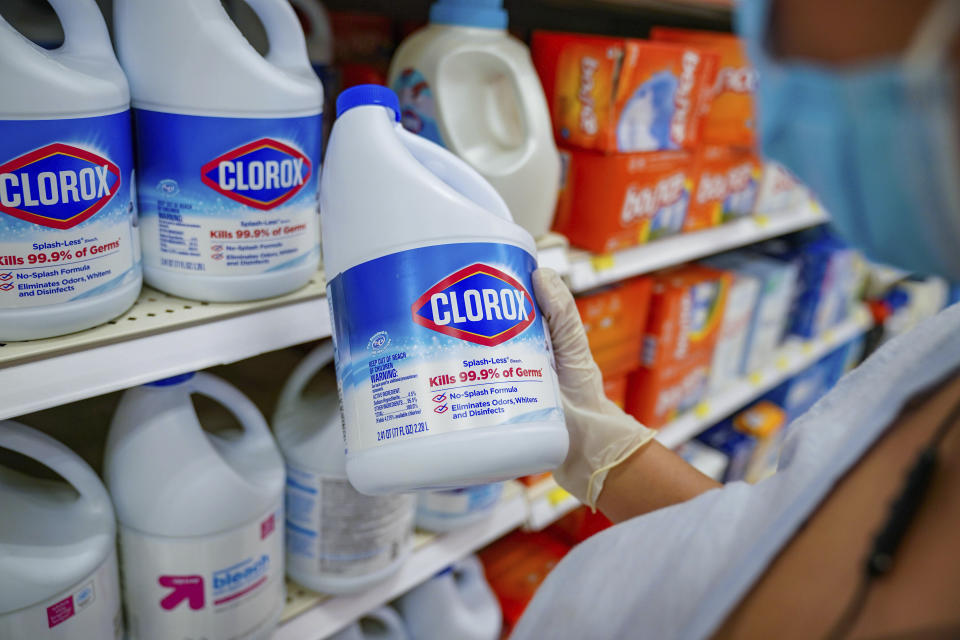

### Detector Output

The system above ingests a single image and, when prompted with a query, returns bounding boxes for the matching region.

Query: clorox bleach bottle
[415,483,503,533]
[104,372,285,640]
[329,606,409,640]
[274,342,415,594]
[0,0,141,341]
[388,0,560,238]
[0,421,122,639]
[115,0,323,302]
[397,555,501,640]
[321,85,568,495]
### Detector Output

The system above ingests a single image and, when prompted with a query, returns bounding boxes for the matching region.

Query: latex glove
[533,268,657,509]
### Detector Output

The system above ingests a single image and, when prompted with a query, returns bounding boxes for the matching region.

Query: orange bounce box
[650,27,758,147]
[626,265,730,428]
[554,147,694,253]
[576,276,653,377]
[686,146,763,231]
[531,30,717,152]
[603,375,629,408]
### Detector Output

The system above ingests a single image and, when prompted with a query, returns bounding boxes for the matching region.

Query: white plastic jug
[328,606,410,640]
[388,0,560,238]
[321,85,568,495]
[104,372,286,640]
[397,555,501,640]
[274,342,415,594]
[0,0,141,341]
[115,0,323,302]
[0,421,122,639]
[415,483,503,533]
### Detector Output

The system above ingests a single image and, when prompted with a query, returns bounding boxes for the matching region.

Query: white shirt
[511,302,960,640]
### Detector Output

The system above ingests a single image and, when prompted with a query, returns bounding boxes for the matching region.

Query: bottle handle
[276,342,335,415]
[0,420,111,513]
[240,0,314,74]
[398,126,514,222]
[186,372,274,448]
[45,0,115,60]
[363,606,408,638]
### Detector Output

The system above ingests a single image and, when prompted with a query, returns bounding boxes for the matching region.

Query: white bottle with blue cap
[388,0,560,238]
[321,85,568,496]
[104,372,286,640]
[114,0,323,302]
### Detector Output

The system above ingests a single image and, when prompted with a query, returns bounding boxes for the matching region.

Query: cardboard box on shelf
[704,268,761,394]
[554,147,694,253]
[706,251,798,374]
[650,27,757,148]
[686,145,763,232]
[576,276,653,376]
[755,161,808,214]
[531,30,716,153]
[603,375,629,408]
[625,265,731,428]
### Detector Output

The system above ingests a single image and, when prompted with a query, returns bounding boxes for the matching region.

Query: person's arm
[533,269,719,523]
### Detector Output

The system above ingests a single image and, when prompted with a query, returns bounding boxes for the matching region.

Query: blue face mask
[739,0,960,280]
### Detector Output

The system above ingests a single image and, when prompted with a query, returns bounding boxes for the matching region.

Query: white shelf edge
[272,489,528,640]
[565,203,827,293]
[656,306,873,449]
[0,297,331,420]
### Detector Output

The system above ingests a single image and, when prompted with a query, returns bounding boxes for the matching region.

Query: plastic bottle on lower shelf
[0,0,141,341]
[396,555,502,640]
[104,372,285,640]
[415,483,504,533]
[274,343,416,594]
[329,606,409,640]
[0,421,123,640]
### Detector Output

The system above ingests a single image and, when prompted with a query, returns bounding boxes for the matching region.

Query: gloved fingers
[533,268,606,397]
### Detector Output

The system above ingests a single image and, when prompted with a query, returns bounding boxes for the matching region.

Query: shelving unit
[524,304,873,527]
[564,203,827,293]
[0,206,821,421]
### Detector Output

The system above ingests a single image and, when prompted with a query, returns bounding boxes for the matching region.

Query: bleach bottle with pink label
[0,421,123,640]
[0,0,141,341]
[114,0,323,302]
[104,372,286,640]
[321,85,568,495]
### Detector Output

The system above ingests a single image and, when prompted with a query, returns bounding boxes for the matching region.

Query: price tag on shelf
[802,342,814,355]
[776,355,790,371]
[749,371,764,386]
[824,328,836,344]
[754,214,771,228]
[694,402,711,419]
[548,487,572,506]
[590,253,615,272]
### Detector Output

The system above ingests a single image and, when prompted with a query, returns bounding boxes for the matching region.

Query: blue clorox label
[328,242,563,453]
[0,111,140,310]
[133,110,321,277]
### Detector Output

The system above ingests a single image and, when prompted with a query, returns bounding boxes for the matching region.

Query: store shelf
[564,202,828,293]
[525,477,580,531]
[0,278,330,421]
[273,483,528,640]
[656,305,873,449]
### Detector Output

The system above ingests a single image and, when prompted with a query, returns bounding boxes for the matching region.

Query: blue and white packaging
[115,0,324,302]
[321,85,568,495]
[415,484,504,533]
[0,0,141,340]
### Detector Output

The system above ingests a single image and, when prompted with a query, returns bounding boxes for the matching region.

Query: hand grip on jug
[0,420,112,514]
[276,342,336,414]
[45,0,115,61]
[185,372,275,449]
[241,0,313,74]
[399,127,513,222]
